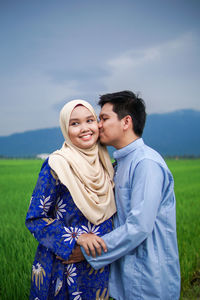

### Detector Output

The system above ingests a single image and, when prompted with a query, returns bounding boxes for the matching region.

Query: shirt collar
[113,138,144,160]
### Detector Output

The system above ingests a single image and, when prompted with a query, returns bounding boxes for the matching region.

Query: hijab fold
[49,100,116,225]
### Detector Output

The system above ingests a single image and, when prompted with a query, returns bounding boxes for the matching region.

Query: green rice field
[0,159,200,299]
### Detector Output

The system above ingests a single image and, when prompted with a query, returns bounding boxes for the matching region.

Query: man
[69,91,181,299]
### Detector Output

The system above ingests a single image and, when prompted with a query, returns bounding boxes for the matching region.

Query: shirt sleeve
[82,159,165,269]
[25,159,76,260]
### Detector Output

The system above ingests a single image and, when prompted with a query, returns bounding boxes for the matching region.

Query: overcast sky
[0,0,200,136]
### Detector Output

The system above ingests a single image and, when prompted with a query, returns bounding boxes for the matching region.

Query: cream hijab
[49,99,116,225]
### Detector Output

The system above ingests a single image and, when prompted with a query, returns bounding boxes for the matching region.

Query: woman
[25,100,116,300]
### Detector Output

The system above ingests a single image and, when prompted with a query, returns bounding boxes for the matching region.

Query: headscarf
[48,99,116,225]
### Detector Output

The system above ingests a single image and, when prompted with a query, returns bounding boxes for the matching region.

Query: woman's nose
[80,123,90,132]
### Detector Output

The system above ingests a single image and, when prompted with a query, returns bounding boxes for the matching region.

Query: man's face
[98,103,124,149]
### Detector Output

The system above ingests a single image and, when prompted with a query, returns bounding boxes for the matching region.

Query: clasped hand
[76,233,107,257]
[57,233,107,264]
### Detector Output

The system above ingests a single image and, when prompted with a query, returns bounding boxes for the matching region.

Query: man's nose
[98,120,102,128]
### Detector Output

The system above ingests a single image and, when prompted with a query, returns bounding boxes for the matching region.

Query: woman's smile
[68,105,99,149]
[80,133,93,141]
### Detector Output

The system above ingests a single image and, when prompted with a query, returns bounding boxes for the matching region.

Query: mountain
[0,109,200,158]
[143,109,200,157]
[0,128,64,158]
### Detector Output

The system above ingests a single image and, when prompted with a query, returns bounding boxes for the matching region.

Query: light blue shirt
[83,138,180,300]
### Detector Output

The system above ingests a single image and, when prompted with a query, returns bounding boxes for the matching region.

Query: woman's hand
[56,246,85,264]
[76,233,107,257]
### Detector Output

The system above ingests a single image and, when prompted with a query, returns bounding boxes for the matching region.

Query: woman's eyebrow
[69,118,79,122]
[69,114,94,122]
[86,114,95,119]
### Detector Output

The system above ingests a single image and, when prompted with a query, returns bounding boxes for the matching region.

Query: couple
[26,90,180,299]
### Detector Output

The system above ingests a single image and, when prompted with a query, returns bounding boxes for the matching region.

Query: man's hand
[56,246,85,264]
[76,233,107,257]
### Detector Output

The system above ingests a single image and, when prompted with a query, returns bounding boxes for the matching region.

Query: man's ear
[123,115,133,130]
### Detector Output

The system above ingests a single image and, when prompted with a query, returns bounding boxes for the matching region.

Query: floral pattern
[26,159,113,300]
[55,278,62,296]
[81,221,100,235]
[65,264,77,285]
[72,291,82,300]
[32,263,46,290]
[62,227,83,244]
[38,195,52,216]
[55,197,67,219]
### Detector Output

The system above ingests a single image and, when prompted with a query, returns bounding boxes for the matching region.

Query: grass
[167,159,200,299]
[0,159,41,299]
[0,158,200,299]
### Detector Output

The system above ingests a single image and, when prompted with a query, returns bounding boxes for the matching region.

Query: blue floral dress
[25,159,113,300]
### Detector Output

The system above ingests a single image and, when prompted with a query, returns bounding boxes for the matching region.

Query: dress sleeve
[25,159,77,260]
[82,159,166,269]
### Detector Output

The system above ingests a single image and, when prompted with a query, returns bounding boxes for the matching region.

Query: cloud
[108,46,160,70]
[47,66,109,83]
[0,71,83,135]
[102,32,200,113]
[1,28,199,136]
[107,32,197,71]
[50,32,200,115]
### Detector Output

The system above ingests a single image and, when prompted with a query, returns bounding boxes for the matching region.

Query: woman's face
[68,105,99,149]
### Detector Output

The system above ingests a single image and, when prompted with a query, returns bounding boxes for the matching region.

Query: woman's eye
[70,122,79,126]
[87,119,94,123]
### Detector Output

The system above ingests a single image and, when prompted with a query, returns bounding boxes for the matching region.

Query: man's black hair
[98,90,146,136]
